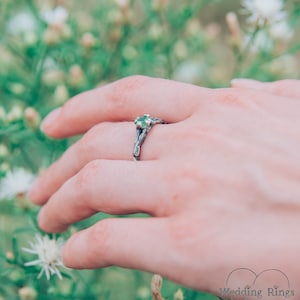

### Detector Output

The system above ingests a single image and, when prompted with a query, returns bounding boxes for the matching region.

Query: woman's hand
[30,76,300,296]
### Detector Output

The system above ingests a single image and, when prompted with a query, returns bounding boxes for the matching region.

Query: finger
[62,218,171,274]
[231,78,300,99]
[41,75,209,138]
[30,121,168,205]
[38,159,171,233]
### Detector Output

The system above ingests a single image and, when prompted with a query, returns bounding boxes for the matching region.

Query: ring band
[133,114,165,161]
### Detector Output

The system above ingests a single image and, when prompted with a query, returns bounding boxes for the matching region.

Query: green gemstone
[135,114,151,129]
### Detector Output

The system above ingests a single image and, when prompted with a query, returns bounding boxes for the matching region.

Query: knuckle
[76,123,110,160]
[215,88,245,107]
[86,219,114,265]
[74,159,102,191]
[165,164,205,206]
[108,75,151,108]
[271,80,295,95]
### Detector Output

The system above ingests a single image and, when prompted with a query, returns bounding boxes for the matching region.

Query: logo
[219,268,295,299]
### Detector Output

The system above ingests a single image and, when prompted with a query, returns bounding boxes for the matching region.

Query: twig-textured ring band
[133,114,166,161]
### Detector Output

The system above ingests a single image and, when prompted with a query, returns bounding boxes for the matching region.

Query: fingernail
[40,108,61,132]
[231,78,263,89]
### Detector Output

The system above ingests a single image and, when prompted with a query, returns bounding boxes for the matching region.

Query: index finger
[41,75,210,138]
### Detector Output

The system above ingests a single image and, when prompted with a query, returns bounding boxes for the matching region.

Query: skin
[30,76,300,297]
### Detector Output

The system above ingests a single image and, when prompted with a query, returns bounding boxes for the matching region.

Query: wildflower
[6,104,23,123]
[174,40,188,60]
[0,168,35,200]
[7,11,37,36]
[18,286,37,300]
[68,65,85,87]
[41,6,68,28]
[174,289,184,300]
[151,274,164,300]
[173,60,205,84]
[24,107,41,130]
[270,21,293,41]
[226,12,241,48]
[115,0,130,11]
[54,85,69,105]
[0,144,9,159]
[23,235,65,280]
[241,0,286,26]
[81,32,96,48]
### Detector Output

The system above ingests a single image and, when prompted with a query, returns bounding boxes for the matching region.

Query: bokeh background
[0,0,300,299]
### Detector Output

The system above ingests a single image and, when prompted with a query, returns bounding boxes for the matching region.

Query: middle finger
[30,121,166,205]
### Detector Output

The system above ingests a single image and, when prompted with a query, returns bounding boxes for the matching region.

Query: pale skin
[30,77,300,297]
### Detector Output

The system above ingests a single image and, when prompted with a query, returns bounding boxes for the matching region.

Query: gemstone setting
[134,114,152,129]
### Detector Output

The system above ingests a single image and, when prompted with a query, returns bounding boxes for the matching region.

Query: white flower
[23,235,65,280]
[173,60,205,84]
[0,168,35,200]
[115,0,129,10]
[7,11,37,36]
[41,6,68,27]
[270,22,293,41]
[241,0,286,26]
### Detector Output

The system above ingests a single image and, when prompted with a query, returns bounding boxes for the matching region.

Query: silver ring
[133,114,165,161]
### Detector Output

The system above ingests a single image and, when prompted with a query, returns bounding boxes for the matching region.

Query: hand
[30,76,300,296]
[231,78,300,98]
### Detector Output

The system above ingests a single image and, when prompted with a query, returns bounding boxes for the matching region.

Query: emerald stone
[135,114,152,129]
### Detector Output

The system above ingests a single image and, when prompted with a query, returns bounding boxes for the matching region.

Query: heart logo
[219,267,295,299]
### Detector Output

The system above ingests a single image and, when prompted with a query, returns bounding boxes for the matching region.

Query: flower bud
[18,286,37,300]
[186,19,201,36]
[174,40,188,59]
[68,65,85,87]
[226,12,241,49]
[174,289,184,300]
[151,274,164,300]
[7,105,23,122]
[136,286,151,299]
[42,69,65,86]
[109,27,122,43]
[205,22,221,41]
[122,45,137,60]
[0,144,9,158]
[24,107,40,130]
[152,0,168,12]
[6,251,14,261]
[54,84,69,105]
[148,23,163,41]
[81,32,96,48]
[9,83,26,95]
[43,27,61,45]
[61,24,72,40]
[23,32,38,47]
[115,0,130,11]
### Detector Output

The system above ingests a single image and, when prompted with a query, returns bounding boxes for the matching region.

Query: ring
[133,114,165,161]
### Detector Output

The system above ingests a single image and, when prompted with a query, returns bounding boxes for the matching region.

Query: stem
[233,26,260,77]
